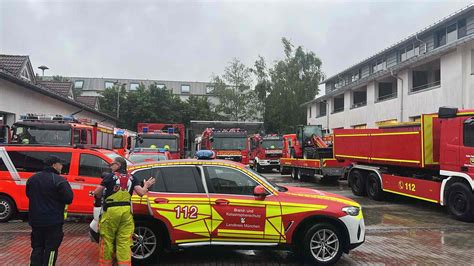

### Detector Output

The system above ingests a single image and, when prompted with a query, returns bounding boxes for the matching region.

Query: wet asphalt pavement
[1,172,473,265]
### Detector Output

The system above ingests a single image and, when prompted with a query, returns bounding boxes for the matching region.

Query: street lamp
[114,81,126,119]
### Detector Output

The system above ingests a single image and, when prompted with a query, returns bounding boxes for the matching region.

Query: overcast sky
[1,0,472,85]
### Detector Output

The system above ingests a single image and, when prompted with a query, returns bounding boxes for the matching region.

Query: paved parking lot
[1,172,474,265]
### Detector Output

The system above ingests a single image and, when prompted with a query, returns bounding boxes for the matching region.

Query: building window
[377,78,397,102]
[333,95,344,113]
[351,70,360,82]
[372,59,386,73]
[400,43,420,62]
[105,81,114,89]
[206,85,214,94]
[335,77,347,89]
[317,102,327,117]
[157,83,165,89]
[352,124,367,129]
[130,83,139,91]
[411,59,440,92]
[376,119,398,127]
[181,84,190,94]
[435,19,466,48]
[351,87,367,108]
[74,80,84,89]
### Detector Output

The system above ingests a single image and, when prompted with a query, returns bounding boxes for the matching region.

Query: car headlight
[342,206,360,216]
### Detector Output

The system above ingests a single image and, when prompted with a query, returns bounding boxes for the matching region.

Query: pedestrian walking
[94,157,155,266]
[26,155,74,266]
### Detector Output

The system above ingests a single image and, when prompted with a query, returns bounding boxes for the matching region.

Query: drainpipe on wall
[415,33,427,54]
[391,70,404,122]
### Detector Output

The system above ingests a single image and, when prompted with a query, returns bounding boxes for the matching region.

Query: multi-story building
[305,5,474,129]
[59,76,217,103]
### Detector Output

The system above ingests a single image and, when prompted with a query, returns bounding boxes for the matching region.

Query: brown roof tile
[0,54,28,76]
[37,80,73,98]
[75,96,98,109]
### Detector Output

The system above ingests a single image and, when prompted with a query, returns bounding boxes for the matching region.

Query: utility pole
[114,81,126,119]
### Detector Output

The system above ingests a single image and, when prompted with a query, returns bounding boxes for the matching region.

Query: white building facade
[305,6,474,129]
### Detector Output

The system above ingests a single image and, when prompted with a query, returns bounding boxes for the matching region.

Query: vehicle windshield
[113,136,123,149]
[128,153,167,163]
[0,126,8,144]
[13,126,71,145]
[262,139,283,149]
[137,136,178,151]
[105,152,133,166]
[304,125,323,138]
[245,167,287,192]
[212,137,247,150]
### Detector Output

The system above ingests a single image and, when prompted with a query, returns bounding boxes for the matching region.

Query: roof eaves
[0,70,117,122]
[321,4,474,84]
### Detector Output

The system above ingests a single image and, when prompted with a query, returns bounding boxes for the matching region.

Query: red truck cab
[113,128,137,157]
[197,128,249,164]
[136,123,185,159]
[249,134,283,172]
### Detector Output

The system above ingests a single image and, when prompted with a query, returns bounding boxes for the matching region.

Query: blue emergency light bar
[195,150,215,160]
[142,127,149,133]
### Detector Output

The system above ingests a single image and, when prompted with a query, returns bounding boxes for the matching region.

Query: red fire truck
[248,134,283,172]
[9,114,114,149]
[334,107,474,222]
[136,123,185,159]
[197,128,249,164]
[113,128,137,157]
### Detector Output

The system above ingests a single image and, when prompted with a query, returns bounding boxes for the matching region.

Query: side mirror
[253,185,267,199]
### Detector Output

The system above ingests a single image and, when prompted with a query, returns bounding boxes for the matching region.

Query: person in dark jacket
[26,155,74,266]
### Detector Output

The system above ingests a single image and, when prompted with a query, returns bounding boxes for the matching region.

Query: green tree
[256,38,324,133]
[211,58,261,121]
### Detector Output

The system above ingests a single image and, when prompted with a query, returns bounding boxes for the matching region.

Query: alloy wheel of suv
[132,224,159,261]
[303,223,343,265]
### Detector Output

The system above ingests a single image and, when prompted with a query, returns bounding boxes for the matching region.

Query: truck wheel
[297,169,305,181]
[256,163,263,173]
[302,223,343,265]
[348,170,367,196]
[291,168,298,180]
[447,183,474,222]
[0,196,16,223]
[366,173,384,201]
[132,221,162,264]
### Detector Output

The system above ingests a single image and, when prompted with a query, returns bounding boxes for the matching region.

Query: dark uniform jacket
[26,167,74,227]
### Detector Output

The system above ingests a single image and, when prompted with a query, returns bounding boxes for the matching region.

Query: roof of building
[0,67,116,123]
[0,54,29,76]
[37,80,73,98]
[321,4,474,84]
[75,96,99,109]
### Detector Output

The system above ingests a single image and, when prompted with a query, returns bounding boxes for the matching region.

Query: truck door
[461,117,474,178]
[204,165,283,244]
[146,166,212,245]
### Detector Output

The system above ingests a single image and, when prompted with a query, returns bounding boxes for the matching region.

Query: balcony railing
[351,101,367,109]
[377,92,397,102]
[411,80,440,92]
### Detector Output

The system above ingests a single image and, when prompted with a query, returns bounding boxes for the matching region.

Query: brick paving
[1,173,474,265]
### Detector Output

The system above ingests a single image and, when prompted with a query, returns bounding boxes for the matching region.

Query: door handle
[74,178,85,182]
[215,199,230,205]
[154,198,168,204]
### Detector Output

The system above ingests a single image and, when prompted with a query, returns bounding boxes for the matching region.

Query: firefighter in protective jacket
[93,157,155,265]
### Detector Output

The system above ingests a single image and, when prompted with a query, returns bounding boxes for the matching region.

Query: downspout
[415,33,427,54]
[391,70,404,122]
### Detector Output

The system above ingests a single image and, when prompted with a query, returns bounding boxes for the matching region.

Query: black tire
[348,170,367,196]
[0,195,16,223]
[256,163,263,173]
[297,169,304,181]
[132,221,163,264]
[366,172,385,201]
[447,182,474,222]
[291,168,298,180]
[302,223,344,265]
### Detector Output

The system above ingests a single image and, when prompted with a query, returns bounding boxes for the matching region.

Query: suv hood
[281,186,360,208]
